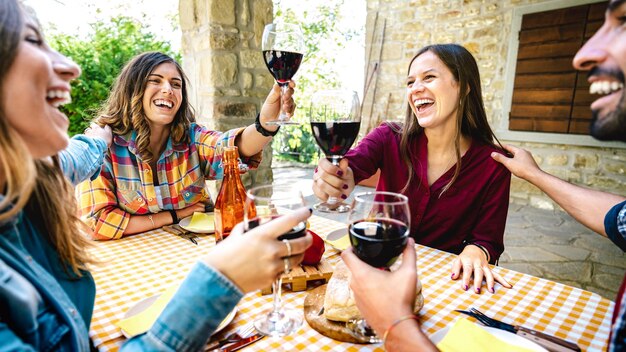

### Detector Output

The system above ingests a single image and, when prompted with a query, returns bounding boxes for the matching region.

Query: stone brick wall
[363,0,626,210]
[179,0,275,193]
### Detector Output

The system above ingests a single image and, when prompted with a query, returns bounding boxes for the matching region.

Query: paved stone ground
[273,162,625,301]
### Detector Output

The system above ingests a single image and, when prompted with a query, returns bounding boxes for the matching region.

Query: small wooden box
[261,259,334,295]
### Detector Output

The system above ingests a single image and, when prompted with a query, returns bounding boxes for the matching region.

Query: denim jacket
[59,134,108,185]
[0,202,243,351]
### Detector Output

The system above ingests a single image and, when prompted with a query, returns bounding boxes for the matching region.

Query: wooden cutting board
[303,284,372,344]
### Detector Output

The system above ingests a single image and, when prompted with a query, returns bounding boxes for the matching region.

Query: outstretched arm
[491,145,626,237]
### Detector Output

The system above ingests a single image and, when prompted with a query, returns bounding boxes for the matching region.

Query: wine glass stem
[327,157,342,205]
[271,276,283,315]
[278,84,290,121]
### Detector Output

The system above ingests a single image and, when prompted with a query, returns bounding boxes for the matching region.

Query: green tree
[272,0,360,164]
[50,17,179,136]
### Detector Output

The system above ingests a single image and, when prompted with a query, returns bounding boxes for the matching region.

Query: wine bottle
[214,146,247,242]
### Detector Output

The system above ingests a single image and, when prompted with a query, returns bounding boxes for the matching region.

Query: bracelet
[382,315,419,350]
[148,214,155,229]
[168,210,179,224]
[254,113,280,137]
[463,240,490,263]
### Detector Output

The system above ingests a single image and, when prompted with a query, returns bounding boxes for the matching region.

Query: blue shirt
[604,200,626,351]
[0,200,243,351]
[59,134,108,185]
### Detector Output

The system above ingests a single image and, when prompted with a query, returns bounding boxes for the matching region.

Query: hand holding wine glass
[346,191,411,342]
[262,23,305,126]
[310,89,361,213]
[244,184,308,337]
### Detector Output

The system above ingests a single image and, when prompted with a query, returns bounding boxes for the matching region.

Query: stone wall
[363,0,626,210]
[179,0,275,193]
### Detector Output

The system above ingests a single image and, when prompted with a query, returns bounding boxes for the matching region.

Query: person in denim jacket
[0,1,312,350]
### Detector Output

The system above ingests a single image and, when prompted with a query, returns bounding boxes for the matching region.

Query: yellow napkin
[186,212,214,233]
[115,284,179,337]
[437,318,535,352]
[324,233,350,250]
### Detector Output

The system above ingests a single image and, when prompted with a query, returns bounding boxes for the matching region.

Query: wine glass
[346,191,411,342]
[262,23,305,126]
[244,183,307,337]
[309,89,361,213]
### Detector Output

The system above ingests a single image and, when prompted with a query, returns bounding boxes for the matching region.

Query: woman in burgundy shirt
[313,44,512,293]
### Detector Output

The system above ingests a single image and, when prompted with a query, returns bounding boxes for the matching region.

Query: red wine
[311,121,360,162]
[349,218,409,268]
[246,217,306,241]
[263,50,303,86]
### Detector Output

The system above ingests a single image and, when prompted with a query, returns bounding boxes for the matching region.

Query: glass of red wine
[309,89,361,213]
[262,23,305,126]
[244,183,307,337]
[347,191,411,342]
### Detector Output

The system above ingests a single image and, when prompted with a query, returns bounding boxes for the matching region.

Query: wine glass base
[346,319,382,344]
[263,120,301,126]
[254,308,303,337]
[314,201,351,213]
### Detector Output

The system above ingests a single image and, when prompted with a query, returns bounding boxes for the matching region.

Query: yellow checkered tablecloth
[89,215,614,351]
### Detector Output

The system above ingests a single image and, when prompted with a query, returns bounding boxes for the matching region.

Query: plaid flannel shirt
[77,123,261,240]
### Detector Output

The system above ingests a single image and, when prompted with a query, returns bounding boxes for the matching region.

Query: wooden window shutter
[509,2,607,135]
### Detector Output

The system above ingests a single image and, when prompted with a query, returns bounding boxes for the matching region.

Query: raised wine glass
[244,183,307,337]
[309,89,361,213]
[262,23,305,126]
[346,191,411,342]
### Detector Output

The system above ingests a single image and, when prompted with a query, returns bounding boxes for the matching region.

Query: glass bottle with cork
[214,146,247,242]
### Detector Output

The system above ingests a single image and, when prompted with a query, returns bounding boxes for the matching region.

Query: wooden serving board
[303,284,371,344]
[261,258,334,295]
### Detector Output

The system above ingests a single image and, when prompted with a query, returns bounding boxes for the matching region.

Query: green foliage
[272,0,359,164]
[50,17,179,136]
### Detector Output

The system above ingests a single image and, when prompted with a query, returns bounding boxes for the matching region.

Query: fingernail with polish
[308,208,313,214]
[451,273,455,279]
[463,285,468,291]
[490,288,495,294]
[476,287,481,294]
[342,184,349,190]
[337,170,344,176]
[314,167,318,173]
[341,194,347,200]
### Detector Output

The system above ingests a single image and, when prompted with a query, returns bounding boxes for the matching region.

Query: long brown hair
[0,0,94,276]
[397,44,504,195]
[96,52,195,163]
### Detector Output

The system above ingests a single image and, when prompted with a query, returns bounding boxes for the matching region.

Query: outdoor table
[89,215,614,351]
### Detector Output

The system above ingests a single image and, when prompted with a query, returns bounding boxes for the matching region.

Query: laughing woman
[78,52,295,240]
[313,44,512,293]
[0,2,311,350]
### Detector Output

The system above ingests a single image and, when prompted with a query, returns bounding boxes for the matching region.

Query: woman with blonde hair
[0,1,311,349]
[78,51,295,240]
[313,44,512,293]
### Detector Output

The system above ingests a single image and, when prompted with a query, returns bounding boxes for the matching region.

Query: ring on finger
[283,239,292,257]
[283,257,291,274]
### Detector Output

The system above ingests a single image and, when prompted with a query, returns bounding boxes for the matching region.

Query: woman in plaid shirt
[78,52,294,240]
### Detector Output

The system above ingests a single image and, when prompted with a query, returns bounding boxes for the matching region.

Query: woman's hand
[174,203,206,221]
[85,123,112,147]
[450,245,512,293]
[341,238,418,336]
[312,158,355,203]
[259,81,296,124]
[202,207,313,293]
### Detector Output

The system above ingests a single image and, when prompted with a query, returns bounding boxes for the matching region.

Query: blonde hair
[0,0,94,276]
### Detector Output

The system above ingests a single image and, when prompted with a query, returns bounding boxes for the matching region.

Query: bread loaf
[323,261,424,322]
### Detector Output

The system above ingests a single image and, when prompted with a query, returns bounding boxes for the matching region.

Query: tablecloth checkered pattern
[89,215,614,351]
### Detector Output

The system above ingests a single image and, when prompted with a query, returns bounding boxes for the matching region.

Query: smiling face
[406,51,461,131]
[141,62,183,128]
[1,16,80,158]
[572,0,626,142]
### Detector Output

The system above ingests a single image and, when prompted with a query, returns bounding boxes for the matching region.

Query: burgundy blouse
[346,124,511,263]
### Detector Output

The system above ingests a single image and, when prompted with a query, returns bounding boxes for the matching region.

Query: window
[509,2,605,134]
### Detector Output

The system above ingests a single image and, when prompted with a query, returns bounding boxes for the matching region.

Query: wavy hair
[0,0,94,276]
[96,52,195,163]
[396,44,504,195]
